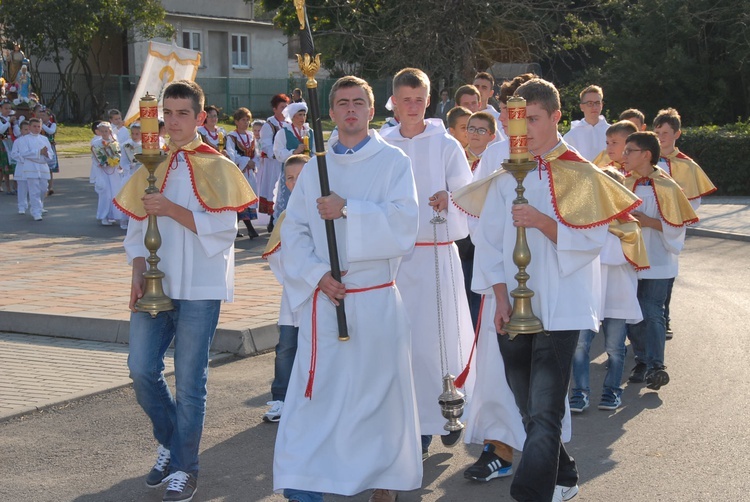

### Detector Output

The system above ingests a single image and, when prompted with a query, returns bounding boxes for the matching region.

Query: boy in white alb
[114,80,256,502]
[562,85,609,162]
[381,67,475,457]
[11,120,30,214]
[273,76,421,502]
[14,118,54,221]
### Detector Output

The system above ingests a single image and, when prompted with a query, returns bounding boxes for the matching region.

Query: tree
[260,0,585,90]
[0,0,173,121]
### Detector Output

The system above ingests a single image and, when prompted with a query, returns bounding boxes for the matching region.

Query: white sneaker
[552,484,579,502]
[101,219,113,226]
[263,400,284,423]
[18,210,26,215]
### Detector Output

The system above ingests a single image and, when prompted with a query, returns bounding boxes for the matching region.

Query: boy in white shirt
[15,118,53,221]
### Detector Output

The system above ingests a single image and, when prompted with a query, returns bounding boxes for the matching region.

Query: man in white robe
[562,85,609,162]
[381,68,475,457]
[273,76,421,502]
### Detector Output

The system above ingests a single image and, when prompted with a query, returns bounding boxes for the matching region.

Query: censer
[430,212,466,433]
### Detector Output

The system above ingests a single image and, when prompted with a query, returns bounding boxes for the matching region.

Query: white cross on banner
[124,41,201,126]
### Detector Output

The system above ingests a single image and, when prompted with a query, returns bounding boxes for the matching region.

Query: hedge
[678,125,750,196]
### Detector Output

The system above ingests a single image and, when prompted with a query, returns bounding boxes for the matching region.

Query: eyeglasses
[581,100,602,107]
[467,126,490,135]
[622,148,645,155]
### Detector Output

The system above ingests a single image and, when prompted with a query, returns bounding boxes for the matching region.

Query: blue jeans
[572,318,627,399]
[272,325,299,401]
[498,330,579,501]
[128,299,221,476]
[628,279,670,371]
[664,277,675,328]
[461,254,482,330]
[283,489,324,502]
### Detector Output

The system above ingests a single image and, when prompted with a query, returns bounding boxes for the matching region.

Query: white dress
[274,131,422,495]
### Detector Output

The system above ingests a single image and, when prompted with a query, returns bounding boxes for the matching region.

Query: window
[182,30,201,52]
[231,34,250,69]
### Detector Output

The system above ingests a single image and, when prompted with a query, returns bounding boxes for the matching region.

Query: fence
[33,73,393,123]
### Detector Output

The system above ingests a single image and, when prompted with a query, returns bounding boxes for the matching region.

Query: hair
[91,120,102,134]
[204,105,220,116]
[28,117,41,125]
[251,119,266,128]
[653,107,681,132]
[293,87,302,95]
[606,120,638,137]
[602,166,626,185]
[454,85,480,105]
[619,108,645,124]
[163,80,205,116]
[107,109,122,118]
[393,68,431,94]
[468,111,497,135]
[446,106,472,129]
[579,85,603,101]
[473,71,495,86]
[514,78,561,115]
[440,88,449,96]
[285,153,310,168]
[271,93,291,109]
[233,107,252,122]
[498,73,538,104]
[19,120,30,129]
[329,75,375,108]
[626,131,661,165]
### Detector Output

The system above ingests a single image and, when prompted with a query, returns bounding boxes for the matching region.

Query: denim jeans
[283,489,324,502]
[272,325,299,401]
[572,318,628,399]
[461,254,482,330]
[128,299,221,476]
[498,330,580,501]
[664,277,675,327]
[628,278,670,371]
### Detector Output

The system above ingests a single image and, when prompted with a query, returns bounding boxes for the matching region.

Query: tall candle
[507,96,529,161]
[139,93,160,155]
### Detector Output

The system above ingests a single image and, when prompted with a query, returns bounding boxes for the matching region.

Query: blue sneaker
[463,443,513,482]
[569,392,589,413]
[598,393,622,411]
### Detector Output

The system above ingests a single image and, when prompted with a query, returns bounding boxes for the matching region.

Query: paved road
[1,236,748,502]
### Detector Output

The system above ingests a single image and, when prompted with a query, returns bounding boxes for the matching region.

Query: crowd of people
[8,70,715,502]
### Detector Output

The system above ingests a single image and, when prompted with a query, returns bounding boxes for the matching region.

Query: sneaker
[598,394,622,411]
[145,445,171,488]
[101,219,112,226]
[646,367,670,390]
[422,447,429,461]
[42,208,49,214]
[666,325,674,340]
[263,400,283,423]
[628,362,648,383]
[18,210,26,215]
[368,489,398,502]
[463,443,513,482]
[33,216,43,221]
[569,392,589,413]
[552,484,579,502]
[162,471,197,502]
[440,429,463,448]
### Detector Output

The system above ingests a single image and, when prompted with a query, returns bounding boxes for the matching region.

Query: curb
[687,227,750,243]
[0,311,279,356]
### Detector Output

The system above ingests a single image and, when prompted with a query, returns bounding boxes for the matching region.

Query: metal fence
[34,73,393,122]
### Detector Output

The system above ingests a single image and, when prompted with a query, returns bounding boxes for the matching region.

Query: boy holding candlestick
[457,78,640,502]
[115,80,256,502]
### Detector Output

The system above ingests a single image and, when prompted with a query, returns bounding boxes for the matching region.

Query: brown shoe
[369,489,398,502]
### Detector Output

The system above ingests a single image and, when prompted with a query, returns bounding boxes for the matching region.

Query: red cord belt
[306,280,396,398]
[414,241,454,246]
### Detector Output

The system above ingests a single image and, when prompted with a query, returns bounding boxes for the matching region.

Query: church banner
[124,41,201,126]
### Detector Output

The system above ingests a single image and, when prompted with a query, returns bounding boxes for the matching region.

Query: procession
[1,1,746,502]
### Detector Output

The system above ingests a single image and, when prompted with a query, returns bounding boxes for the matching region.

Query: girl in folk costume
[273,102,313,225]
[198,105,227,154]
[258,93,290,232]
[226,107,260,238]
[119,122,143,182]
[251,119,265,198]
[91,122,127,228]
[38,106,59,195]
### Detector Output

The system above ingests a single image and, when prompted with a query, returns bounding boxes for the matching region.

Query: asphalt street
[1,235,748,501]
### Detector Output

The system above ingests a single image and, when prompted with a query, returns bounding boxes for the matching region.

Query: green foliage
[680,123,750,195]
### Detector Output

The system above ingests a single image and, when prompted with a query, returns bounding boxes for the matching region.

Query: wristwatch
[340,205,347,219]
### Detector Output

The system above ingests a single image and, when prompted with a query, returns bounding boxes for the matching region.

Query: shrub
[679,123,750,196]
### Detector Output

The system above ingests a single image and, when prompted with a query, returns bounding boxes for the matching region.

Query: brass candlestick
[134,152,174,317]
[502,158,543,339]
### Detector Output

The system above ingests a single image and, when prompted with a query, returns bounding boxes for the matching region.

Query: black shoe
[145,445,171,488]
[441,429,463,448]
[464,443,513,482]
[628,362,648,383]
[236,231,244,238]
[646,367,670,390]
[162,471,197,502]
[246,225,260,239]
